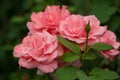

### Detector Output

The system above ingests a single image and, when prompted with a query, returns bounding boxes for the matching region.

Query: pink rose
[100,30,120,60]
[13,31,63,73]
[27,5,70,34]
[59,15,107,50]
[82,15,107,45]
[79,15,107,50]
[59,15,86,43]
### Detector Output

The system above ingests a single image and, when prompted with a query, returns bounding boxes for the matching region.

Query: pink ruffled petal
[13,44,23,58]
[19,58,39,69]
[37,61,58,73]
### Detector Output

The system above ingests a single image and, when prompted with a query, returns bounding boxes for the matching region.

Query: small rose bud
[85,22,91,34]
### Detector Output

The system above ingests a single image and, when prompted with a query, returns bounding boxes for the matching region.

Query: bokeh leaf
[90,0,117,23]
[11,16,24,23]
[108,15,120,32]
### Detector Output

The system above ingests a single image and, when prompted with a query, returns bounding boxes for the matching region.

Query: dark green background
[0,0,120,80]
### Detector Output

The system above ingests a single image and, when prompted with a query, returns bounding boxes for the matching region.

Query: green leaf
[81,49,104,72]
[57,35,81,54]
[89,49,104,59]
[91,42,113,50]
[61,52,80,62]
[82,51,96,60]
[88,76,104,80]
[101,70,119,79]
[77,70,88,80]
[90,68,103,75]
[90,68,119,80]
[54,66,79,80]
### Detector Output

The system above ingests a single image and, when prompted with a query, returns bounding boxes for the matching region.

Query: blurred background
[0,0,120,80]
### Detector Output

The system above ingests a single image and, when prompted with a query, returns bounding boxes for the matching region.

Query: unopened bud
[85,22,91,34]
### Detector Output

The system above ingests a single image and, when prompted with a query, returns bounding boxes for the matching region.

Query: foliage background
[0,0,120,80]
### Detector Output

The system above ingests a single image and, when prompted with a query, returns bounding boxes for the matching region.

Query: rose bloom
[59,15,86,43]
[100,30,120,60]
[59,15,107,50]
[27,5,70,34]
[79,15,107,50]
[82,15,107,45]
[13,31,63,73]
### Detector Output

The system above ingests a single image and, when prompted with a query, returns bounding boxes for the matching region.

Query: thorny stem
[85,33,89,53]
[84,22,90,53]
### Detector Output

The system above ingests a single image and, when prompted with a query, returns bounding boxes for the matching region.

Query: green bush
[0,0,120,80]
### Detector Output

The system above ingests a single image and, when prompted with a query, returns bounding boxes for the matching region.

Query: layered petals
[13,31,63,73]
[59,15,86,43]
[100,30,120,60]
[27,5,70,34]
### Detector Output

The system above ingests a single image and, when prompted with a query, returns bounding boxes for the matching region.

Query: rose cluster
[13,5,120,73]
